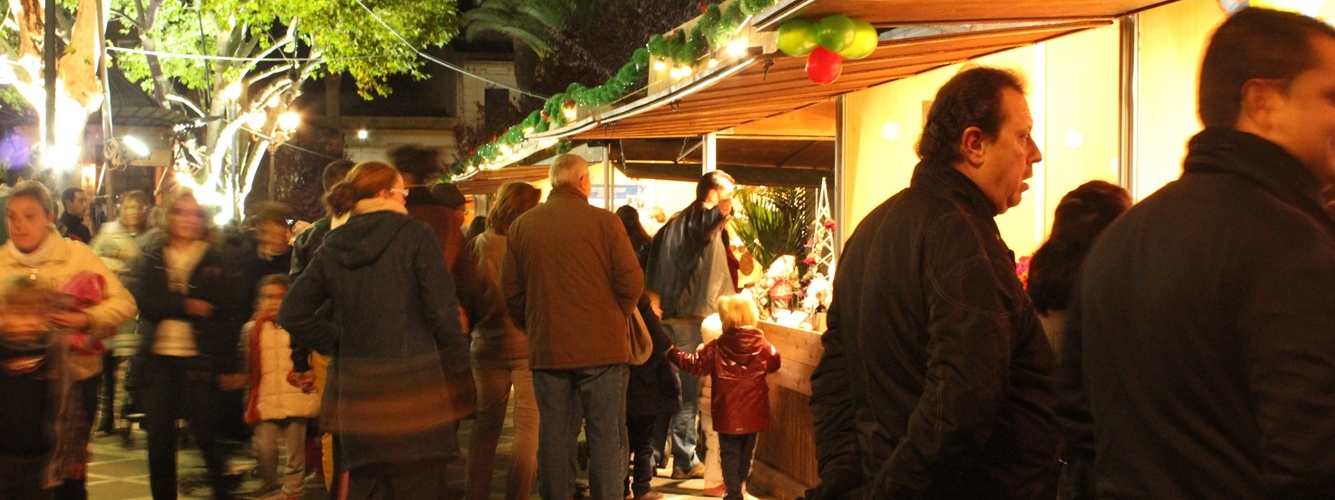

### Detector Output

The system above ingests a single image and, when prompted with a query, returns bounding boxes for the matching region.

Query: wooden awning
[454,166,550,196]
[550,0,1176,142]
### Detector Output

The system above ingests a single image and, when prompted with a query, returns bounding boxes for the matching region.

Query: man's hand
[184,299,215,318]
[217,373,246,391]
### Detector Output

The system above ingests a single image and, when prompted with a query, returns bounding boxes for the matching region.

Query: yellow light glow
[726,39,748,57]
[653,60,667,71]
[669,67,682,79]
[245,112,267,130]
[356,129,369,140]
[267,94,282,108]
[524,127,535,134]
[563,107,577,120]
[278,111,301,131]
[679,65,693,77]
[223,82,243,101]
[708,59,719,68]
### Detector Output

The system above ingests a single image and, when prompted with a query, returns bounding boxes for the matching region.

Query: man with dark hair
[643,169,735,484]
[291,159,353,278]
[0,164,34,246]
[807,66,1056,500]
[1063,8,1335,498]
[388,144,467,274]
[58,186,92,243]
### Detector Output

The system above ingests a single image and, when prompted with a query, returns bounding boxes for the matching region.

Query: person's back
[1066,8,1335,499]
[505,184,641,369]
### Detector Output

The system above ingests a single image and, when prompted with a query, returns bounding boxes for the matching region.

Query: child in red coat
[668,295,780,500]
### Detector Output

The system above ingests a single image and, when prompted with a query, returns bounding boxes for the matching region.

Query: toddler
[242,275,321,500]
[668,295,780,500]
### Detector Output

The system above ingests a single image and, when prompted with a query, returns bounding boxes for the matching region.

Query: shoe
[701,485,726,497]
[671,462,705,479]
[631,491,664,500]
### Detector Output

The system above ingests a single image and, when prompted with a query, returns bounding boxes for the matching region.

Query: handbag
[628,308,653,366]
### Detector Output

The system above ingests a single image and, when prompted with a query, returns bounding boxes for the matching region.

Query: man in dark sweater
[58,187,91,243]
[1063,8,1335,499]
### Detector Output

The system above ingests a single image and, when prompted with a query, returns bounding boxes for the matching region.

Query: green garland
[451,0,777,177]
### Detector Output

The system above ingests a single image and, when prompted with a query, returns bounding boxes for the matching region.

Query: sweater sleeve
[75,244,138,335]
[278,255,340,357]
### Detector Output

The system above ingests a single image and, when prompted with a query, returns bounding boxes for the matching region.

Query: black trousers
[53,376,100,500]
[140,355,231,500]
[626,414,658,498]
[97,353,117,431]
[345,457,451,500]
[718,433,757,500]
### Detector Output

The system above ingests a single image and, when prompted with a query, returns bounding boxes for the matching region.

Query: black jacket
[644,201,729,319]
[278,209,469,470]
[132,241,244,374]
[810,163,1059,500]
[626,294,681,417]
[1062,129,1335,499]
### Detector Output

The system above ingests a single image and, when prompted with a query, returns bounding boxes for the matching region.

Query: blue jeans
[665,322,703,473]
[532,365,629,500]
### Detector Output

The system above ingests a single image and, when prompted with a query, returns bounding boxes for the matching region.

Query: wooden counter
[749,321,823,500]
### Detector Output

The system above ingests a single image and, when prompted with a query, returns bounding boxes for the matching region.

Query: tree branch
[236,18,298,80]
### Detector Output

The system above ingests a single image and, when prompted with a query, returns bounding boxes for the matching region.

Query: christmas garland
[451,0,780,177]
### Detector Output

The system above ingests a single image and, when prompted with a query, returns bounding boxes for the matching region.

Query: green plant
[732,186,812,274]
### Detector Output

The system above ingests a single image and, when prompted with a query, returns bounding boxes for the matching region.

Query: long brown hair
[487,182,541,235]
[324,161,400,216]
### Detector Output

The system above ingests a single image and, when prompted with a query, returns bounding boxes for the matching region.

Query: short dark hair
[388,145,444,183]
[695,170,735,202]
[61,187,84,205]
[916,66,1027,166]
[4,164,32,187]
[1198,8,1335,128]
[322,159,354,193]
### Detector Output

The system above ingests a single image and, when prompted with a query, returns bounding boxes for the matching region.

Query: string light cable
[106,46,389,63]
[351,0,548,100]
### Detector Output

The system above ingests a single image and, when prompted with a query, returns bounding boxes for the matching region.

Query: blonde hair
[715,294,759,332]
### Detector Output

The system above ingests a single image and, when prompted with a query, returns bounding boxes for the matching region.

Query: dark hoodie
[669,325,780,434]
[279,209,470,470]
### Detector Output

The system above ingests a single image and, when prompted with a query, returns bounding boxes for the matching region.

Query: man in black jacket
[1062,8,1335,499]
[808,66,1057,500]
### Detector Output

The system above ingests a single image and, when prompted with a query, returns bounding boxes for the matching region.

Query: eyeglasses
[389,188,409,197]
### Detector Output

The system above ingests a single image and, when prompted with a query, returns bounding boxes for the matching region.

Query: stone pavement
[86,420,741,499]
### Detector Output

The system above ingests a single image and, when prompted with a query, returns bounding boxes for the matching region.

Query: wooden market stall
[481,0,1221,497]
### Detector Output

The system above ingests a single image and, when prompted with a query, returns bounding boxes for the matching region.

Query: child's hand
[287,370,317,393]
[217,373,246,391]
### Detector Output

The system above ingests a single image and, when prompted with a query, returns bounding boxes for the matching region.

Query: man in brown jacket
[389,144,468,274]
[503,153,644,500]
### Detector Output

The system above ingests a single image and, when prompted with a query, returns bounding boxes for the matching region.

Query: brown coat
[406,186,466,274]
[502,186,644,370]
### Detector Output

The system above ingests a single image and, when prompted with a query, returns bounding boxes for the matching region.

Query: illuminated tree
[109,0,459,221]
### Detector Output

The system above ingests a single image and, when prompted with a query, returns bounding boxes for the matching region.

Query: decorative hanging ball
[778,20,818,57]
[806,46,843,85]
[838,20,878,60]
[816,15,857,53]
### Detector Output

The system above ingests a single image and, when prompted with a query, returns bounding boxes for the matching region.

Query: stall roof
[455,165,550,196]
[546,0,1176,142]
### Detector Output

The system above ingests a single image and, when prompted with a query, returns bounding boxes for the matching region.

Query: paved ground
[86,417,734,500]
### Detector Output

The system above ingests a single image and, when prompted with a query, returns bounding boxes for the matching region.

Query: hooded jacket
[669,325,779,434]
[278,204,470,469]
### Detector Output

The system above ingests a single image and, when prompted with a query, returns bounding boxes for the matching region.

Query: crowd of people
[6,6,1335,500]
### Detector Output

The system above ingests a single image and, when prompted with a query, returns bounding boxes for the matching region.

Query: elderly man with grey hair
[503,153,645,500]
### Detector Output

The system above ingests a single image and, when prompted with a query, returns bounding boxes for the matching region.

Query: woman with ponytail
[279,161,469,499]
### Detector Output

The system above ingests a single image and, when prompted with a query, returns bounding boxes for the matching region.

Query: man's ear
[1238,79,1276,131]
[960,126,987,167]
